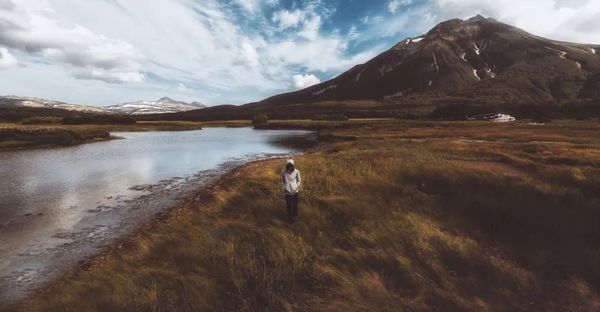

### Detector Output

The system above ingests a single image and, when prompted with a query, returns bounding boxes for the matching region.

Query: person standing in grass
[282,159,301,222]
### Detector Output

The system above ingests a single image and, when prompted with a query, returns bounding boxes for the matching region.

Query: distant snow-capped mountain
[105,97,206,115]
[0,95,207,115]
[0,95,108,114]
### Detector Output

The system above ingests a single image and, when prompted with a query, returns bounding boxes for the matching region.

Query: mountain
[105,97,206,115]
[254,15,600,108]
[0,95,207,116]
[0,95,108,114]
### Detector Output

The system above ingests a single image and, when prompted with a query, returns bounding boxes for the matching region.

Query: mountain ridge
[106,97,206,115]
[252,15,600,107]
[0,96,206,115]
[3,16,600,120]
[0,96,107,114]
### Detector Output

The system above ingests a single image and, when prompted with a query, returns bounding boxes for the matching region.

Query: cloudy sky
[0,0,599,106]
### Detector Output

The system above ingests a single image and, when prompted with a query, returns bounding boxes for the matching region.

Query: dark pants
[285,193,299,221]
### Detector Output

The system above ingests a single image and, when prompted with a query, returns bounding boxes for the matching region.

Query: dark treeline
[151,99,600,122]
[0,128,110,147]
[429,100,600,121]
[61,116,136,125]
[0,107,80,123]
[0,107,136,125]
[2,99,599,124]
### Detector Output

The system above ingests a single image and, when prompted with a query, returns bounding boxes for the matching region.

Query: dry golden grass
[9,120,600,311]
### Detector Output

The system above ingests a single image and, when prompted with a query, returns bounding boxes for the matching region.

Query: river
[0,127,312,303]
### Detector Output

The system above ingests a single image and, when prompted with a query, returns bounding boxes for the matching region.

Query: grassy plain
[10,119,600,311]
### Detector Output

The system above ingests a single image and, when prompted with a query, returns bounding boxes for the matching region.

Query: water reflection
[0,127,310,301]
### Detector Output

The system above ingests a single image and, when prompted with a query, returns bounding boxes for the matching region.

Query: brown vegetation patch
[8,119,600,311]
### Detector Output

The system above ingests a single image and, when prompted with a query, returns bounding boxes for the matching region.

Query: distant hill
[0,96,206,116]
[0,96,107,114]
[105,97,206,115]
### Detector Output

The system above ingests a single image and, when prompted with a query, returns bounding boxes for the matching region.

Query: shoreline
[0,135,120,152]
[39,157,285,287]
[5,132,324,309]
[14,156,320,310]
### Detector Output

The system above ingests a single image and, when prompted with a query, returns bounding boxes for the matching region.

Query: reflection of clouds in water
[54,156,158,230]
[0,128,308,254]
[55,190,85,230]
[0,128,311,302]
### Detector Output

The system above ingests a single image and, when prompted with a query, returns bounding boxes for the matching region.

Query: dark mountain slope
[163,16,600,121]
[254,16,600,107]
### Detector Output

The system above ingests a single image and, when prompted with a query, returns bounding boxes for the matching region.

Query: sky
[0,0,599,107]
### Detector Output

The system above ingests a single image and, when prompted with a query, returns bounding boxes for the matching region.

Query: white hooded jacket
[282,159,301,194]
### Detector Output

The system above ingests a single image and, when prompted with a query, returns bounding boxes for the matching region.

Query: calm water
[0,127,311,302]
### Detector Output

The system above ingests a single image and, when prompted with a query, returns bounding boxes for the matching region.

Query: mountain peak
[158,97,175,103]
[258,16,600,107]
[106,97,206,115]
[466,14,490,23]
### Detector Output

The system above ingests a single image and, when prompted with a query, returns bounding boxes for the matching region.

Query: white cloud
[176,83,188,91]
[293,74,320,89]
[388,0,412,14]
[235,0,259,12]
[14,0,598,108]
[388,0,400,13]
[0,0,144,83]
[73,70,144,84]
[235,41,260,68]
[377,0,600,44]
[13,0,377,105]
[235,0,278,13]
[426,0,600,44]
[348,25,360,39]
[272,9,304,29]
[299,15,322,40]
[0,47,18,69]
[268,38,376,73]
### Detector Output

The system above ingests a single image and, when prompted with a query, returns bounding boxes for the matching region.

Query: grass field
[9,119,600,311]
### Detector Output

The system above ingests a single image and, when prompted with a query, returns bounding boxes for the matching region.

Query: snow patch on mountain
[384,89,411,99]
[432,52,440,72]
[485,68,496,78]
[473,43,481,55]
[106,97,205,115]
[355,68,365,82]
[313,85,337,95]
[546,47,567,59]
